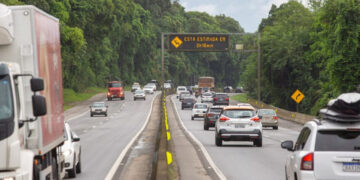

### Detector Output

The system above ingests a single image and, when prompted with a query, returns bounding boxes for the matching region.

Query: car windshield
[108,83,121,87]
[315,130,360,151]
[135,90,144,94]
[258,109,276,116]
[92,103,105,107]
[178,87,186,91]
[195,104,207,109]
[223,110,255,118]
[0,75,13,121]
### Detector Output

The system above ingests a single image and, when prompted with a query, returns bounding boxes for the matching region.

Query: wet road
[171,95,302,180]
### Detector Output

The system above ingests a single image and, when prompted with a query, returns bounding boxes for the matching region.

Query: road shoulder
[167,96,219,180]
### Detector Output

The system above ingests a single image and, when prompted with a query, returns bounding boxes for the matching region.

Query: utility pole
[257,33,261,102]
[161,33,164,92]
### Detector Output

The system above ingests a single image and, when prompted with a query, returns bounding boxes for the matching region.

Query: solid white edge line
[171,96,227,180]
[104,93,158,180]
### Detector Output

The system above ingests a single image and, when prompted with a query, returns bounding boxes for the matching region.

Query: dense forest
[1,0,359,115]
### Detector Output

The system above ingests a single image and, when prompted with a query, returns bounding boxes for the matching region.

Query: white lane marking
[171,96,227,180]
[66,110,89,122]
[104,93,158,180]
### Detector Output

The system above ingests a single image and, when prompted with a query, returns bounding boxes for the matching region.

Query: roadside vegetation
[63,87,106,110]
[1,0,359,115]
[230,94,248,103]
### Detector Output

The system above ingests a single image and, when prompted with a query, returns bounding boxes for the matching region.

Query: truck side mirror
[31,78,44,91]
[32,95,47,116]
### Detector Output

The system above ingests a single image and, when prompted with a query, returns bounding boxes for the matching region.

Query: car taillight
[219,116,229,122]
[301,153,314,171]
[251,117,260,122]
[107,92,110,96]
[225,98,229,101]
[273,116,278,120]
[214,97,218,101]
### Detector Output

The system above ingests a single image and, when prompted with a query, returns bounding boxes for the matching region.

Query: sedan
[62,123,81,178]
[181,97,196,110]
[90,102,108,117]
[144,86,154,94]
[213,93,230,106]
[134,89,146,100]
[257,109,278,129]
[201,92,214,103]
[191,103,208,120]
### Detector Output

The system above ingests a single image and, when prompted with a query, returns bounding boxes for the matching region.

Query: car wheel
[144,98,146,100]
[215,132,222,146]
[105,113,107,117]
[76,152,81,173]
[108,98,111,101]
[134,98,136,101]
[181,107,184,110]
[121,97,125,100]
[254,134,262,147]
[90,113,93,117]
[273,126,278,130]
[204,121,209,130]
[191,116,194,120]
[68,156,76,178]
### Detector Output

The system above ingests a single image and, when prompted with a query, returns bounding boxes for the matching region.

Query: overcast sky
[178,0,308,32]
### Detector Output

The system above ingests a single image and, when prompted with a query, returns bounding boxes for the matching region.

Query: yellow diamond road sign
[291,89,305,104]
[171,36,183,48]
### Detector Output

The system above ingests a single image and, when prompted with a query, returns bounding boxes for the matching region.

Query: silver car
[257,109,278,130]
[134,89,146,100]
[201,92,214,103]
[90,102,108,117]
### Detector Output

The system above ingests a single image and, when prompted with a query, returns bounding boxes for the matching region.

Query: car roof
[307,119,360,130]
[223,106,255,111]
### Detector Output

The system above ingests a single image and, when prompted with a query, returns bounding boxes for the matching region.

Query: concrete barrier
[246,98,315,125]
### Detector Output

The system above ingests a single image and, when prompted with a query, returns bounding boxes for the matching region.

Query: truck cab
[107,81,125,100]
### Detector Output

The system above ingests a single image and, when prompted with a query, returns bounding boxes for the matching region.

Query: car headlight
[62,149,72,156]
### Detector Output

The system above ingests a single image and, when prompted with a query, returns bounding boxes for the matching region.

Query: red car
[107,81,125,100]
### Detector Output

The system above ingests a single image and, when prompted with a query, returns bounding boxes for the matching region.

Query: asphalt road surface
[171,95,302,180]
[65,91,157,180]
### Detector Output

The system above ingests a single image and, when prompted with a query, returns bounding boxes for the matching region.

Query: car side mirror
[31,78,44,91]
[32,95,47,117]
[281,140,294,151]
[258,115,263,119]
[73,136,80,142]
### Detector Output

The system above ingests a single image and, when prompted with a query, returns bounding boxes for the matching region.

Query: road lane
[65,91,158,180]
[171,95,301,180]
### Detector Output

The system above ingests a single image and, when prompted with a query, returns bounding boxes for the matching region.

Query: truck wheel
[68,156,76,178]
[76,152,81,173]
[52,156,59,180]
[215,132,222,146]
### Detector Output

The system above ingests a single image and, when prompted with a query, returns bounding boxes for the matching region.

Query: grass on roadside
[230,93,248,103]
[63,87,107,111]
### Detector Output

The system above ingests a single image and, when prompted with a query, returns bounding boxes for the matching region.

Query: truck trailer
[0,4,65,180]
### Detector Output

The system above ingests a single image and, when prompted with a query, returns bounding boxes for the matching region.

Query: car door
[71,130,81,165]
[288,127,311,180]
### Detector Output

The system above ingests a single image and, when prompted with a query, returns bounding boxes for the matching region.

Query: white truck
[0,4,65,180]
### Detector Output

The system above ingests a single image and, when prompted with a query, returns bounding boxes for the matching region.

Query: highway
[170,95,302,180]
[64,91,158,180]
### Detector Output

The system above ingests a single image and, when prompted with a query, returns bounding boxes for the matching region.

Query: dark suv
[181,97,196,110]
[204,106,223,130]
[213,93,229,105]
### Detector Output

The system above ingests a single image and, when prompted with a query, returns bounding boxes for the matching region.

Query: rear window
[216,94,228,98]
[315,130,360,151]
[183,98,194,102]
[178,88,186,91]
[210,108,222,113]
[108,83,121,87]
[258,109,276,116]
[195,104,207,109]
[223,110,255,118]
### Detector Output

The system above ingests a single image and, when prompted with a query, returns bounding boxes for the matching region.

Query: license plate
[343,163,360,172]
[234,124,245,128]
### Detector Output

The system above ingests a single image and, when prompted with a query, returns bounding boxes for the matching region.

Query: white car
[281,92,360,180]
[164,83,171,89]
[201,92,214,103]
[134,89,146,100]
[144,86,154,94]
[215,105,262,147]
[62,123,81,178]
[176,86,187,98]
[146,83,157,91]
[191,103,208,120]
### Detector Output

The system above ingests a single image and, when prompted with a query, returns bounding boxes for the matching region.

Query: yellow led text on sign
[169,34,229,52]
